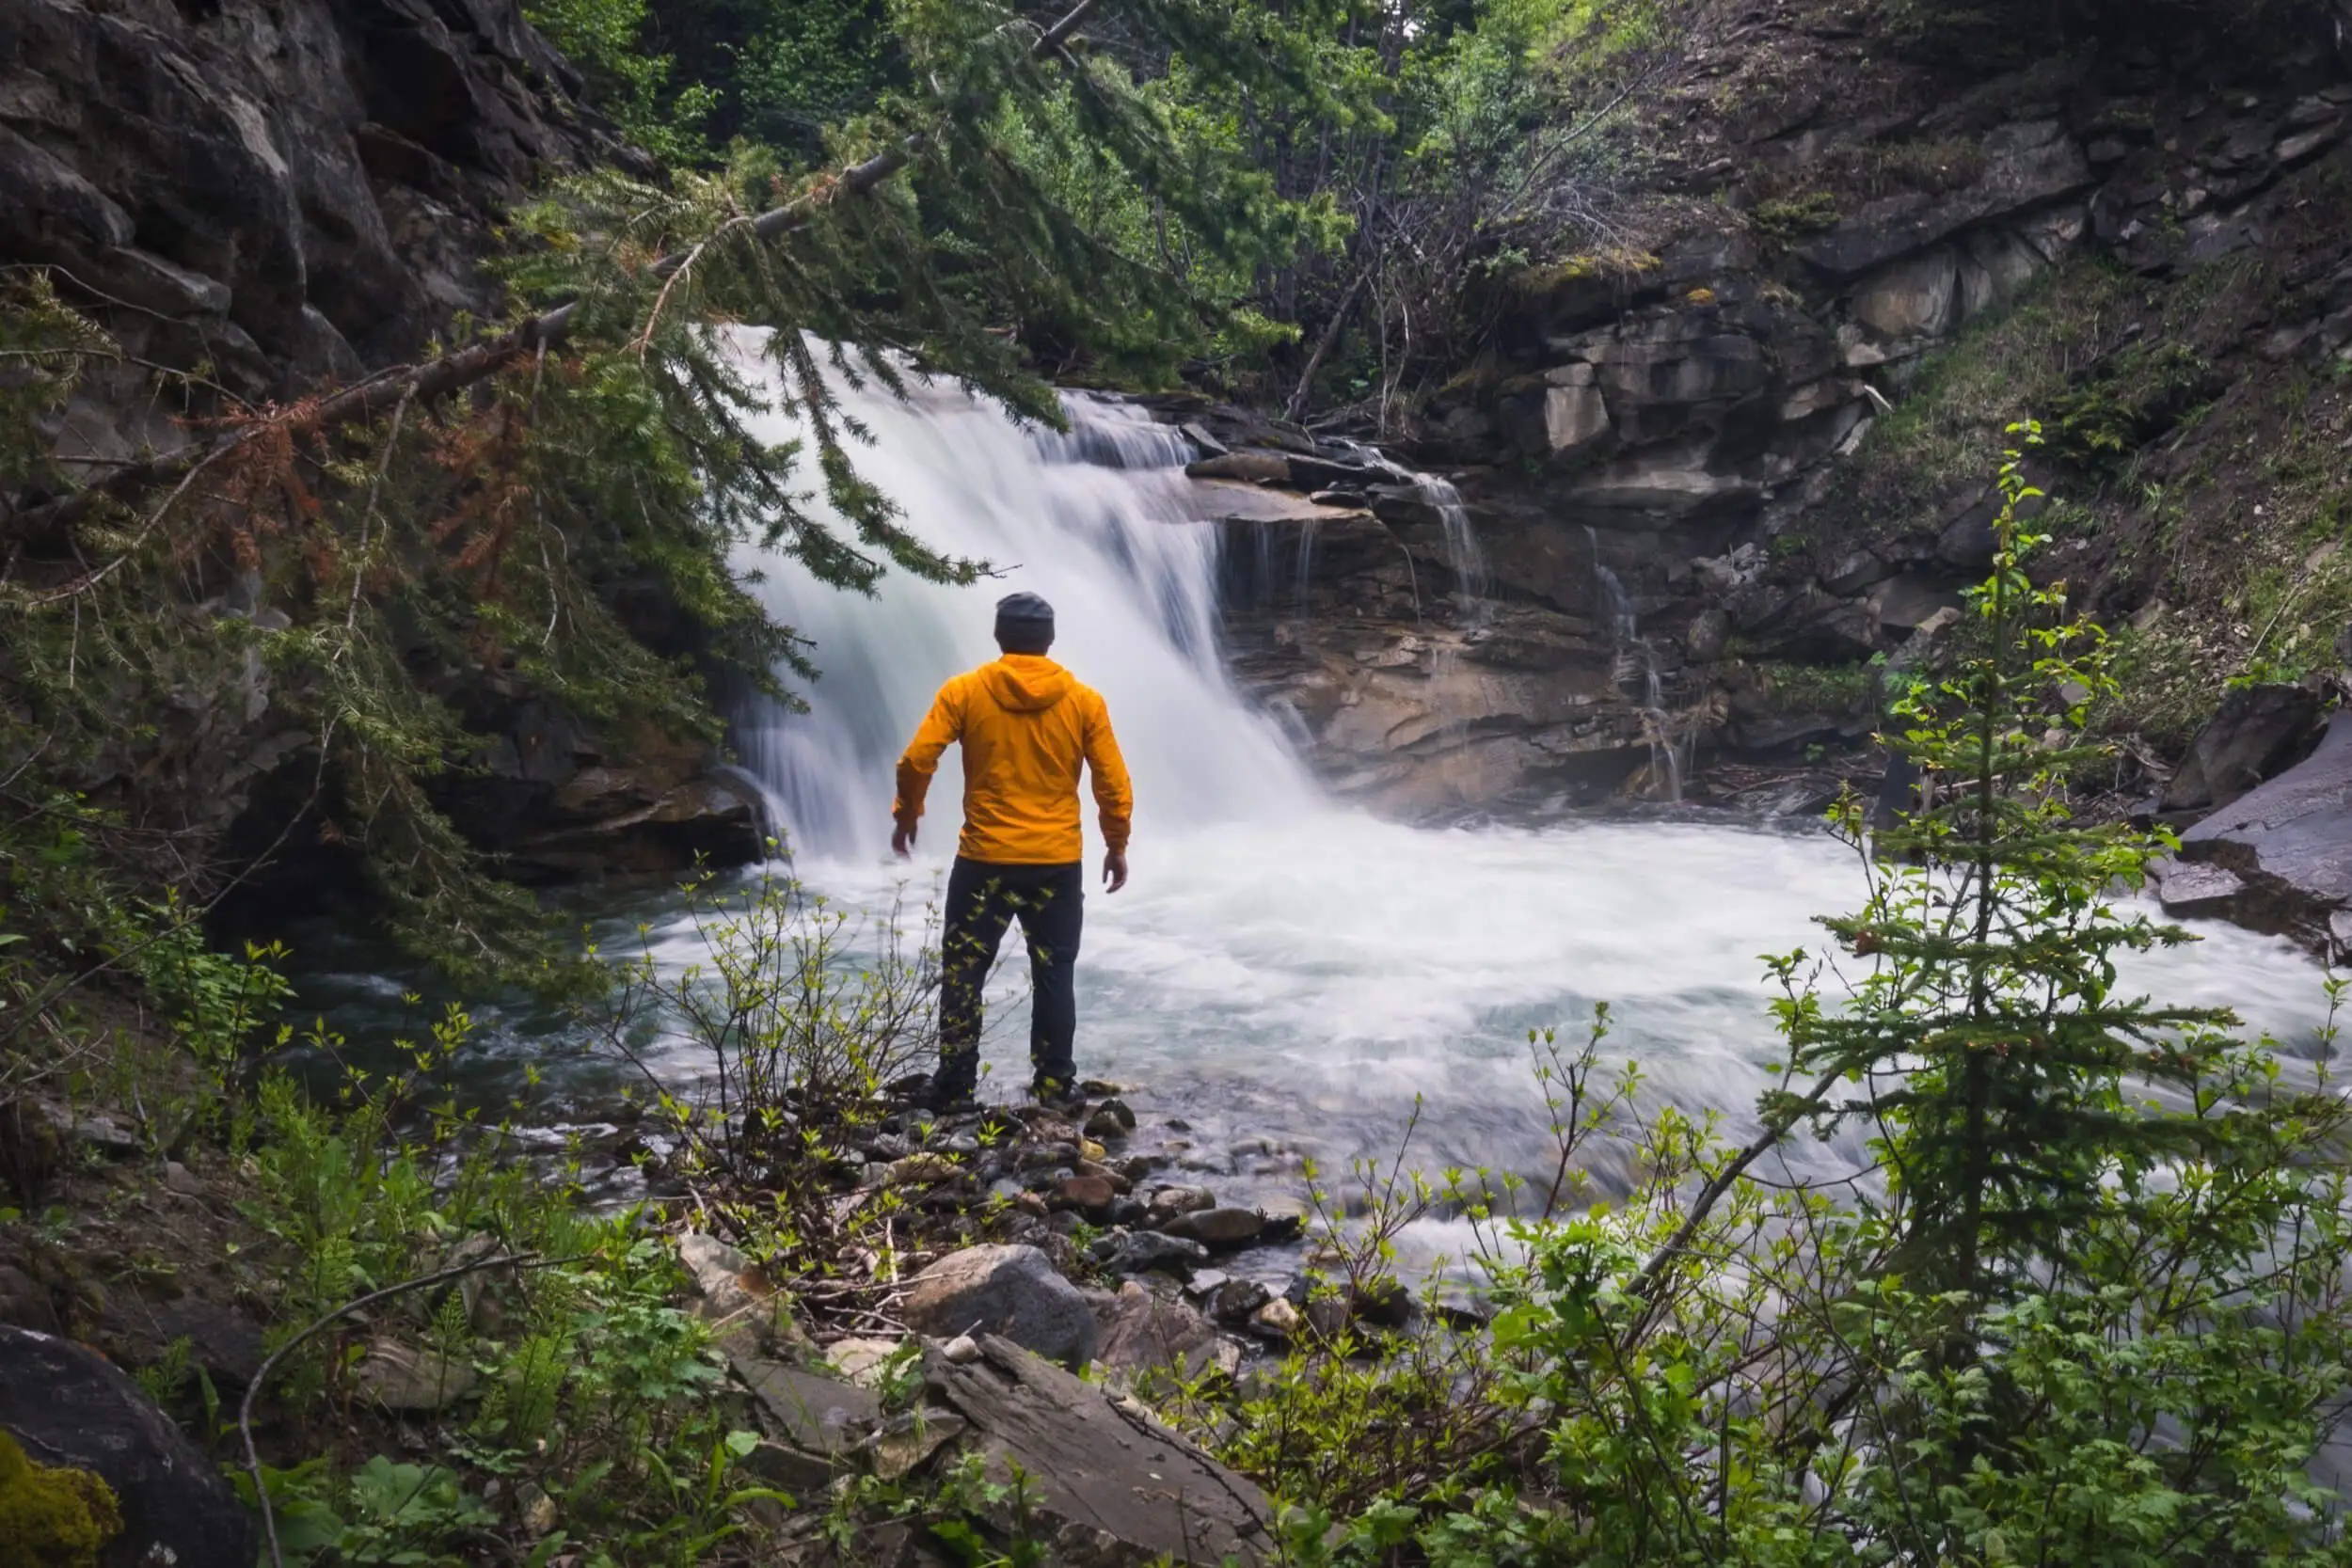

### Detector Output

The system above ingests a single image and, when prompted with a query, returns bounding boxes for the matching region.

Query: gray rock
[1146,1183,1217,1219]
[870,1407,969,1481]
[2178,712,2352,953]
[1094,1282,1240,1385]
[0,1325,254,1568]
[901,1243,1099,1368]
[2161,684,2322,813]
[734,1355,882,1455]
[353,1337,476,1412]
[1821,548,1893,596]
[1206,1277,1274,1325]
[1162,1207,1266,1249]
[922,1334,1274,1564]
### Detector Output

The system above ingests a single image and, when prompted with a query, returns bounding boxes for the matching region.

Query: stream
[289,367,2341,1250]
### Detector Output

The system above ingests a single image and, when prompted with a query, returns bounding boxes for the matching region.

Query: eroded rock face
[2166,712,2352,953]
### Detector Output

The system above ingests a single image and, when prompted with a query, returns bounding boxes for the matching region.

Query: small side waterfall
[1587,528,1688,803]
[730,376,1313,860]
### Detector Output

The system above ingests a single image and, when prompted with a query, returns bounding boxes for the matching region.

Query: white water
[705,367,2335,1218]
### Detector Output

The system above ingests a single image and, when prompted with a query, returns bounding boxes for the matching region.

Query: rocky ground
[0,1075,1384,1567]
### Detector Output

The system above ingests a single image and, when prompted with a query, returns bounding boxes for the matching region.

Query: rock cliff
[1192,0,2352,822]
[1,0,762,895]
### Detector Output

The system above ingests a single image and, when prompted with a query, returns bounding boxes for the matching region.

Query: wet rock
[2160,684,2323,813]
[2151,858,2249,918]
[0,1325,254,1568]
[1186,451,1294,483]
[1161,1207,1266,1249]
[900,1244,1099,1368]
[354,1338,477,1411]
[1146,1184,1217,1222]
[1094,1282,1240,1385]
[1248,1298,1305,1340]
[1093,1230,1212,1278]
[2174,712,2352,953]
[921,1334,1274,1564]
[1206,1278,1273,1325]
[1046,1175,1119,1221]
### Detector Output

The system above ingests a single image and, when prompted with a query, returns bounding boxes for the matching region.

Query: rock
[0,1325,254,1568]
[1047,1175,1119,1221]
[1542,383,1613,455]
[1146,1184,1217,1221]
[870,1408,969,1481]
[1094,1282,1240,1385]
[1093,1230,1212,1278]
[1850,246,1960,341]
[1871,574,1966,631]
[2177,712,2352,953]
[900,1244,1099,1368]
[161,1160,205,1197]
[887,1151,964,1187]
[942,1334,982,1365]
[826,1337,910,1387]
[1821,548,1893,596]
[1183,1269,1231,1298]
[142,1297,267,1390]
[1248,1298,1305,1340]
[0,1265,57,1334]
[1348,1277,1415,1330]
[1206,1278,1273,1325]
[2161,684,2323,813]
[1685,606,1732,661]
[1085,1099,1136,1137]
[1161,1207,1266,1249]
[354,1338,477,1411]
[1795,120,2093,280]
[734,1355,882,1456]
[921,1334,1274,1564]
[1185,451,1294,483]
[678,1231,771,1318]
[2152,858,2249,918]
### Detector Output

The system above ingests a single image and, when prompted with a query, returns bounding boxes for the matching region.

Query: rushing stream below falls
[290,368,2341,1259]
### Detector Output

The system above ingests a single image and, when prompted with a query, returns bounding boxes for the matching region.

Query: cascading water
[730,385,1314,858]
[1587,526,1688,803]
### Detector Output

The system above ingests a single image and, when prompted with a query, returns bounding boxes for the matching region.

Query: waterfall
[729,373,1314,860]
[1587,527,1687,803]
[1413,474,1489,622]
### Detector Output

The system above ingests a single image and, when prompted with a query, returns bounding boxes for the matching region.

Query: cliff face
[2,0,761,895]
[1216,0,2352,817]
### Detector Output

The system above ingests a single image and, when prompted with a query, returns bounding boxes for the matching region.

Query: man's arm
[892,680,964,856]
[1082,692,1134,892]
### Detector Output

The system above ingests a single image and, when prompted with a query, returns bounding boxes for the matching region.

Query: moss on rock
[0,1429,123,1568]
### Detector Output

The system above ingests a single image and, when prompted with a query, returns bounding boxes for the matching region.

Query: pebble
[1162,1207,1264,1249]
[942,1334,981,1365]
[1249,1298,1304,1340]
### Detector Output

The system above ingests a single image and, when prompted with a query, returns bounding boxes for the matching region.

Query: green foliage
[1170,438,2352,1567]
[2044,340,2211,473]
[1756,658,1876,715]
[525,0,718,164]
[1750,188,1840,243]
[0,1430,122,1568]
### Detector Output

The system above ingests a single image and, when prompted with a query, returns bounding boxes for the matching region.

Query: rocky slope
[1185,0,2352,839]
[1,0,763,896]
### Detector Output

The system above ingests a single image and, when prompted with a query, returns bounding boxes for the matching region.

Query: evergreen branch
[3,0,1112,547]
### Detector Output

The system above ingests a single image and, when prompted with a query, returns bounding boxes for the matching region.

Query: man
[892,592,1132,1106]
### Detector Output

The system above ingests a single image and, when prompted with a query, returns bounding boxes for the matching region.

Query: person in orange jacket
[892,593,1133,1106]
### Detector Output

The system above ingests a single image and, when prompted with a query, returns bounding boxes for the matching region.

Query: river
[289,369,2338,1236]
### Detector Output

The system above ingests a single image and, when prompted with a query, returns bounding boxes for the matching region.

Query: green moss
[1750,190,1840,243]
[1757,659,1877,714]
[2044,341,2211,472]
[0,1431,122,1568]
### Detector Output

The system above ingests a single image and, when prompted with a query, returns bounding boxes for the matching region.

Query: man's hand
[892,820,916,859]
[1102,848,1128,894]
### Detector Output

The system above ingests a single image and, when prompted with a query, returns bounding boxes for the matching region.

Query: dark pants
[936,858,1084,1097]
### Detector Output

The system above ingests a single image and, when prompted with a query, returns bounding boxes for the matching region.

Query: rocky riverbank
[0,1073,1375,1567]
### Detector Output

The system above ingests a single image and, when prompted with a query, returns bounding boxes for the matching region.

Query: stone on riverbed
[1094,1282,1240,1385]
[1162,1206,1266,1249]
[901,1243,1099,1368]
[1093,1229,1212,1278]
[1146,1184,1217,1222]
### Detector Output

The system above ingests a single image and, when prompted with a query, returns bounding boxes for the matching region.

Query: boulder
[1093,1282,1239,1385]
[2160,684,2323,813]
[0,1325,254,1568]
[1161,1208,1267,1249]
[1542,383,1613,456]
[2175,712,2352,952]
[733,1354,882,1457]
[922,1334,1273,1564]
[1046,1175,1120,1221]
[1850,246,1960,341]
[900,1244,1099,1368]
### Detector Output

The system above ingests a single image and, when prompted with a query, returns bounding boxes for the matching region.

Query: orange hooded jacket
[893,655,1133,865]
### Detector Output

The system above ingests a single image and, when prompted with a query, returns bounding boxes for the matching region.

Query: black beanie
[994,592,1055,652]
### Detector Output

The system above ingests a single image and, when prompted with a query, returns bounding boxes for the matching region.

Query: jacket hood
[980,655,1073,713]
